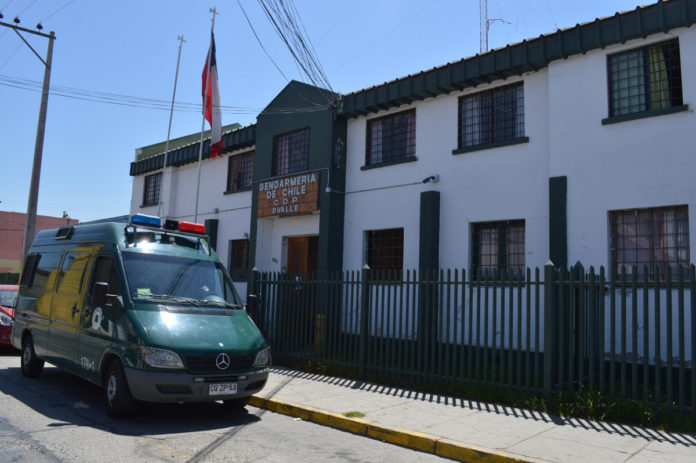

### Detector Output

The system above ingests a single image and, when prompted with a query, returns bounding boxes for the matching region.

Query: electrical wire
[0,73,330,115]
[236,0,289,82]
[257,0,334,94]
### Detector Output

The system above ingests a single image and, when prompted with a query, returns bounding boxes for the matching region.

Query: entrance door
[286,236,318,275]
[284,236,318,351]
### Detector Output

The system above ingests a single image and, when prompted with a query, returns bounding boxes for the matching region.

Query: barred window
[471,220,525,277]
[227,151,254,192]
[366,109,415,166]
[273,128,309,177]
[143,172,161,206]
[608,39,683,117]
[610,206,689,279]
[229,239,249,281]
[458,82,524,149]
[365,228,403,279]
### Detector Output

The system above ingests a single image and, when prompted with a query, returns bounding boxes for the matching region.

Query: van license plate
[209,383,238,395]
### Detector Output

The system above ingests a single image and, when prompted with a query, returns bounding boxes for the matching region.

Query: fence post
[247,267,260,323]
[359,265,371,379]
[543,260,556,398]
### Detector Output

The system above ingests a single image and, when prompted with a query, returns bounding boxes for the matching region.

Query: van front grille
[185,355,254,372]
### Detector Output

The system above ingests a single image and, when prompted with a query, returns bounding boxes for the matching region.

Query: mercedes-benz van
[11,214,270,417]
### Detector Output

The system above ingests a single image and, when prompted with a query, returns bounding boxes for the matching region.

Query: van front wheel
[104,359,135,418]
[21,335,44,378]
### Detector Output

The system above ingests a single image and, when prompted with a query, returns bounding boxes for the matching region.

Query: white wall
[548,28,696,270]
[343,72,551,272]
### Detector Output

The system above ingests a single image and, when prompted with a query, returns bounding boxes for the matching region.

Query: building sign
[257,172,319,218]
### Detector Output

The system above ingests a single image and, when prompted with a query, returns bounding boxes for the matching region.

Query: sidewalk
[250,367,696,463]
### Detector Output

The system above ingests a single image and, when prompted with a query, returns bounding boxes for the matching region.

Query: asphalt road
[0,351,448,462]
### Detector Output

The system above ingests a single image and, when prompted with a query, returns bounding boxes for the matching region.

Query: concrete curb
[249,395,533,463]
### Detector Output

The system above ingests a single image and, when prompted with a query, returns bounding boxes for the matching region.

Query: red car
[0,284,17,348]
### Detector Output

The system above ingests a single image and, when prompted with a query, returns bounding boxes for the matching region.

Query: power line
[257,0,334,94]
[0,73,332,115]
[236,0,289,82]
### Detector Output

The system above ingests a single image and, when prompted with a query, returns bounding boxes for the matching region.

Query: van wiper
[135,294,201,306]
[194,299,243,310]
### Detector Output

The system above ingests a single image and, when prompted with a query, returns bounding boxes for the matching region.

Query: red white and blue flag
[202,32,222,159]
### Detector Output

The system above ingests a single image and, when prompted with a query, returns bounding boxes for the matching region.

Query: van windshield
[122,251,243,308]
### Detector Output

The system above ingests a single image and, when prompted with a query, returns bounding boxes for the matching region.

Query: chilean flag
[202,32,222,159]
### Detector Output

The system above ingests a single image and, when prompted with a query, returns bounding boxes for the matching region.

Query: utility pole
[0,17,56,266]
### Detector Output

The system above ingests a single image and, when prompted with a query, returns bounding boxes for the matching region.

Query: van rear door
[48,251,91,370]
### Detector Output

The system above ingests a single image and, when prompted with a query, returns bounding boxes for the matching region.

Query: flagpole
[158,34,186,219]
[194,7,218,223]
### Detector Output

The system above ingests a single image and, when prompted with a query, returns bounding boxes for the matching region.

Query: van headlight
[139,347,184,369]
[0,313,13,327]
[252,347,271,368]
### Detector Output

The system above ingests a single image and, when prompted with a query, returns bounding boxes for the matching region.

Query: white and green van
[11,214,270,417]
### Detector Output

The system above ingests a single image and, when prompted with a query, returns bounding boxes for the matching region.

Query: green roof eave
[129,124,256,176]
[338,0,696,118]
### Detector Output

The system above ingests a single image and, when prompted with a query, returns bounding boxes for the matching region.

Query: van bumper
[124,367,269,403]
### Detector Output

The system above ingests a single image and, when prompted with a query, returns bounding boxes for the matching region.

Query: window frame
[364,109,416,169]
[272,127,310,177]
[470,220,526,278]
[364,228,404,281]
[604,38,685,124]
[142,172,162,207]
[226,150,254,193]
[609,205,690,279]
[228,238,250,282]
[454,82,527,154]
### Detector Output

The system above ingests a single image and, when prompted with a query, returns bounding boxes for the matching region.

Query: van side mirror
[92,282,108,307]
[246,294,258,320]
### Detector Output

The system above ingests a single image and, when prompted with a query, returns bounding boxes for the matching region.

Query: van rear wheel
[104,359,135,418]
[21,335,44,378]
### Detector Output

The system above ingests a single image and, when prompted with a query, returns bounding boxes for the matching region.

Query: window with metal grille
[229,239,249,281]
[608,39,683,117]
[366,109,415,166]
[610,206,689,279]
[143,172,161,206]
[471,220,525,277]
[458,82,524,149]
[227,150,254,192]
[365,228,403,280]
[272,128,309,177]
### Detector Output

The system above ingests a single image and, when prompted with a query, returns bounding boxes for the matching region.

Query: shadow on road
[0,356,261,436]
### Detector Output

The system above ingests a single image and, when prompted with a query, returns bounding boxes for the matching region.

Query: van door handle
[71,305,79,316]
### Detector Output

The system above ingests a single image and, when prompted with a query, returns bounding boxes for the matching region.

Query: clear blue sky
[1,0,647,223]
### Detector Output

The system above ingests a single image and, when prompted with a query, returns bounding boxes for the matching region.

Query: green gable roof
[338,0,696,117]
[130,123,256,176]
[135,123,241,161]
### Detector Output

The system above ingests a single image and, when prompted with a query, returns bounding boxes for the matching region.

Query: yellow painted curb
[250,395,534,463]
[436,440,531,463]
[366,423,436,453]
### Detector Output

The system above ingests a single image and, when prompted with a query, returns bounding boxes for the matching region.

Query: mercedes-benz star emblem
[215,353,230,370]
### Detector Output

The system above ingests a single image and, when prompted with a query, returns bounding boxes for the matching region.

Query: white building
[130,0,696,296]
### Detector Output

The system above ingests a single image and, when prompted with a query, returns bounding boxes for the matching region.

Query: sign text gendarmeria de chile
[257,172,319,217]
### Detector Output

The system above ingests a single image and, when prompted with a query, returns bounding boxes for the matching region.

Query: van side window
[56,252,90,295]
[25,252,62,290]
[19,254,39,287]
[91,256,121,295]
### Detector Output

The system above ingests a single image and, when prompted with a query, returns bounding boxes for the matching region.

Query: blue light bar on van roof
[130,214,161,227]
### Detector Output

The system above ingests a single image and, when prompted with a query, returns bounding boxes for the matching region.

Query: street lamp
[0,17,56,266]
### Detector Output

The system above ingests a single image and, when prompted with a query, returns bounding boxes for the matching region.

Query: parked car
[0,284,18,348]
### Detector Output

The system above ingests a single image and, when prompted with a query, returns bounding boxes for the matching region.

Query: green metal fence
[251,263,695,425]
